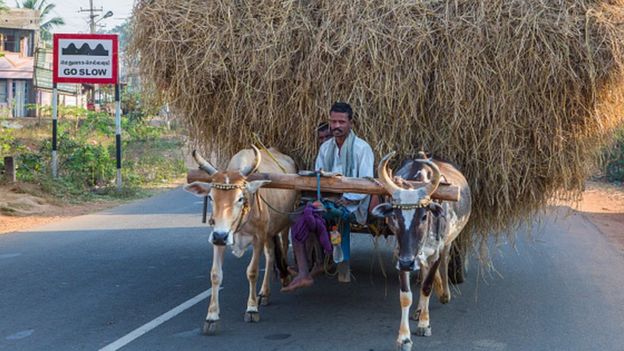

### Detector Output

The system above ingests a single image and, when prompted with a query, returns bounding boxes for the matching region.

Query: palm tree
[16,0,65,44]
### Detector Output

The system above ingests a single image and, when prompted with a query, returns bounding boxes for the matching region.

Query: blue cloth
[322,200,354,261]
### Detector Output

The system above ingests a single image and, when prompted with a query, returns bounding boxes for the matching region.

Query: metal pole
[115,83,122,190]
[52,82,58,178]
[202,196,208,223]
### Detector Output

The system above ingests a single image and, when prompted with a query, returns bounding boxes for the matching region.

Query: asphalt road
[1,188,624,351]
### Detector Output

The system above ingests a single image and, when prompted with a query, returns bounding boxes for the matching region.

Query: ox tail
[273,230,291,287]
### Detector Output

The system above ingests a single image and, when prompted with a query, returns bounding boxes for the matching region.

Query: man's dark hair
[317,121,329,132]
[330,101,353,120]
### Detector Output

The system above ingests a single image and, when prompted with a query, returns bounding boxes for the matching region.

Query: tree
[16,0,64,44]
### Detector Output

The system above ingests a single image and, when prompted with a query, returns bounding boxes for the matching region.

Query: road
[1,188,624,351]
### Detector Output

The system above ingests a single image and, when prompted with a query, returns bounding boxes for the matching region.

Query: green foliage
[604,126,624,182]
[0,126,25,157]
[0,126,14,156]
[8,116,186,200]
[27,104,88,119]
[122,88,161,123]
[81,112,115,136]
[55,131,115,187]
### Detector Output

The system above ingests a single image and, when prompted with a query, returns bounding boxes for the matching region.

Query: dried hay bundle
[130,0,624,247]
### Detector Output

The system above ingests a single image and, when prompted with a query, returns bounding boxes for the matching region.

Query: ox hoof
[439,294,451,304]
[415,326,432,337]
[201,320,219,335]
[244,311,260,323]
[396,339,413,351]
[258,294,270,306]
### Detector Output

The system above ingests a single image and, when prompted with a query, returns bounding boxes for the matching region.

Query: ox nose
[212,231,229,246]
[397,258,417,272]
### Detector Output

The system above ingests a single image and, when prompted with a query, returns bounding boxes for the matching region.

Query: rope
[251,133,288,173]
[316,171,322,201]
[363,176,384,187]
[258,193,305,216]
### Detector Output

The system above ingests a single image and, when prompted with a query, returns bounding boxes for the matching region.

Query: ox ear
[184,182,212,197]
[372,202,394,218]
[245,180,271,194]
[428,202,446,218]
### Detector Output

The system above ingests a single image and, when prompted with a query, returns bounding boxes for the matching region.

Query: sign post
[52,34,121,189]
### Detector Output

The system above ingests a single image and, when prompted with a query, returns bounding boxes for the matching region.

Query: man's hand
[335,197,354,207]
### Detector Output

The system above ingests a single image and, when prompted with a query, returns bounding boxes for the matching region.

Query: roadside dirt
[1,180,622,248]
[0,180,185,234]
[573,181,624,251]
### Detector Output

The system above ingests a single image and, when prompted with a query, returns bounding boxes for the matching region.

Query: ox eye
[207,195,213,202]
[237,197,245,203]
[421,214,427,221]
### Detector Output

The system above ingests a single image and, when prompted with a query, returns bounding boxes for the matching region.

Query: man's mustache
[331,128,343,134]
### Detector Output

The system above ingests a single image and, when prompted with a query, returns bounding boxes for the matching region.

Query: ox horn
[192,150,218,175]
[378,151,402,195]
[415,159,441,197]
[240,145,262,177]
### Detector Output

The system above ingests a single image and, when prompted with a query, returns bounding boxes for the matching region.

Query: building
[0,8,39,117]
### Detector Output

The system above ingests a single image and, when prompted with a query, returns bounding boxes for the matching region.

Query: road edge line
[99,288,213,351]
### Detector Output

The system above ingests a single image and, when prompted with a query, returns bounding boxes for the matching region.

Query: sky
[13,0,135,33]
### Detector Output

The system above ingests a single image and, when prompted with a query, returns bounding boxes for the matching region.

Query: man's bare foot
[280,275,313,292]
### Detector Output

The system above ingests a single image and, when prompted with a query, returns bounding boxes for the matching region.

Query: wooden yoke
[187,170,460,202]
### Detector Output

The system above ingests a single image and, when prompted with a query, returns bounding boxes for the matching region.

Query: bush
[604,126,624,182]
[8,116,186,200]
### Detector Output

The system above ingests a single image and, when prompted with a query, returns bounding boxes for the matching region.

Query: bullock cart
[187,169,467,283]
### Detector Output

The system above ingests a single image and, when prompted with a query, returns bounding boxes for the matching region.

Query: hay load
[130,0,624,246]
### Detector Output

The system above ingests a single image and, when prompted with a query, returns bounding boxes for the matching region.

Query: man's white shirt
[315,135,374,225]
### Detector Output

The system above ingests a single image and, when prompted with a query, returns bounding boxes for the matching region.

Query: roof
[0,9,40,31]
[0,52,33,79]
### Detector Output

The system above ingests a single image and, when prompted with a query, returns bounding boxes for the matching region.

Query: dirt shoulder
[1,180,623,247]
[0,180,185,234]
[572,181,624,251]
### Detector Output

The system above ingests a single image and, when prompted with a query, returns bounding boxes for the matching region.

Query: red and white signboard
[53,33,118,84]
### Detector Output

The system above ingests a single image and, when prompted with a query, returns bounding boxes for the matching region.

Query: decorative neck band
[392,197,431,210]
[212,183,245,190]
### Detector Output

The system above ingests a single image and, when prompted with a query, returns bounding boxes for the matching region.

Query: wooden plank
[187,170,460,202]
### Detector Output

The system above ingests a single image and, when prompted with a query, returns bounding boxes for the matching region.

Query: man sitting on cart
[282,101,374,292]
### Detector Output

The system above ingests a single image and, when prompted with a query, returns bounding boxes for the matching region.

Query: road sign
[53,33,118,84]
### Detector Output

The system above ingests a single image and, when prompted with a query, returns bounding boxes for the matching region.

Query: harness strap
[232,190,256,234]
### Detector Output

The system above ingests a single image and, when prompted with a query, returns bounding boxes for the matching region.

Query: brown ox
[371,152,471,351]
[184,146,297,334]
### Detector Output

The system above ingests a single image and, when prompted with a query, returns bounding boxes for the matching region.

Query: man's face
[318,128,331,146]
[329,111,352,139]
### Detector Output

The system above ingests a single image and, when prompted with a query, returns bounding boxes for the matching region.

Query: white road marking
[5,329,34,340]
[99,288,214,351]
[0,253,22,259]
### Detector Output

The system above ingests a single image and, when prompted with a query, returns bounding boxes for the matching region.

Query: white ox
[184,146,297,334]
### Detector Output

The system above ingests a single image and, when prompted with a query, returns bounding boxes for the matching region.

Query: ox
[371,152,471,351]
[184,146,298,334]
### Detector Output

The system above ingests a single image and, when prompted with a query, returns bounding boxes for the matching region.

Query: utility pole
[78,1,103,109]
[79,0,103,34]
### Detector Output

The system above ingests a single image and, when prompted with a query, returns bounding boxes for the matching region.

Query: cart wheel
[448,241,465,284]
